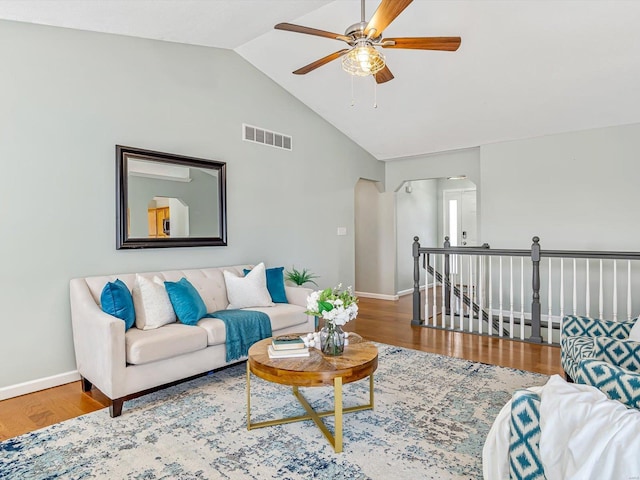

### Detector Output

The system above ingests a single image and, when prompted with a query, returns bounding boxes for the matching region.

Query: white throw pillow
[223,262,274,309]
[629,318,640,341]
[132,274,176,330]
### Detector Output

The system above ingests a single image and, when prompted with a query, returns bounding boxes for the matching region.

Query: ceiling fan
[274,0,461,84]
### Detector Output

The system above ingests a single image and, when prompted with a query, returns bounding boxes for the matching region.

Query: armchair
[561,314,640,382]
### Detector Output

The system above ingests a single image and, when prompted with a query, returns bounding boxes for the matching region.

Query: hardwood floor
[0,295,562,441]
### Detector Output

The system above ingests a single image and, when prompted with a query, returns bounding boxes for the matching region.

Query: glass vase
[320,321,345,356]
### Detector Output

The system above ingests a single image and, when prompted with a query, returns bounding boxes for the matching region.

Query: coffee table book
[271,335,306,351]
[267,345,309,359]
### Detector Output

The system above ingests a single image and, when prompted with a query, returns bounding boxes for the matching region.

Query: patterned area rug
[0,344,547,479]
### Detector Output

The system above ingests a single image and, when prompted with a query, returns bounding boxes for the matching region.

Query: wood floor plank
[0,296,561,441]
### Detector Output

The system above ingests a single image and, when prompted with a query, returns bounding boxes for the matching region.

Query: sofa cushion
[125,323,208,365]
[165,278,207,326]
[132,275,176,330]
[244,266,288,304]
[100,279,135,330]
[223,262,274,309]
[243,304,309,331]
[197,317,226,346]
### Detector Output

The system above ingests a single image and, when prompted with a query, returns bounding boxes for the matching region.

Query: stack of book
[268,334,309,358]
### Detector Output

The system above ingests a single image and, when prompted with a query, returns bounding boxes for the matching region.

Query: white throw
[483,375,640,480]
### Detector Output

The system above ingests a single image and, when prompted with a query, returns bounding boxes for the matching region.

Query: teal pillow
[164,278,207,326]
[100,279,135,330]
[244,266,288,304]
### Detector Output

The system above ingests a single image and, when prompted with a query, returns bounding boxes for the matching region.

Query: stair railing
[412,236,640,344]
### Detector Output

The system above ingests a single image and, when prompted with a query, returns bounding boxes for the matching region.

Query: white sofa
[70,265,314,417]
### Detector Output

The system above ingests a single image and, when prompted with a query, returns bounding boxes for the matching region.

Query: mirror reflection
[116,146,227,249]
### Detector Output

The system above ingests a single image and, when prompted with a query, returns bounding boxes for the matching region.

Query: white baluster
[509,257,514,339]
[469,255,474,332]
[560,258,564,336]
[459,254,463,331]
[628,260,632,321]
[520,257,525,340]
[586,259,590,317]
[479,257,484,335]
[489,256,493,336]
[450,256,455,330]
[548,258,553,344]
[442,254,446,328]
[424,257,429,326]
[599,259,603,319]
[432,255,437,327]
[613,260,617,321]
[573,259,577,315]
[499,256,504,337]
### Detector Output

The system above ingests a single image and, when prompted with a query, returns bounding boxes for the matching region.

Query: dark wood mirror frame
[116,145,227,249]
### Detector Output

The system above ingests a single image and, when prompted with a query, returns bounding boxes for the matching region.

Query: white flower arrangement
[305,284,358,326]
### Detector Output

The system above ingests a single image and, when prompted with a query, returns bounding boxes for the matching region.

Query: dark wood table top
[248,334,378,387]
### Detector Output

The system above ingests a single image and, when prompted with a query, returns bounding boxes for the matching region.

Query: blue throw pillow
[243,266,288,303]
[164,278,208,326]
[100,279,135,330]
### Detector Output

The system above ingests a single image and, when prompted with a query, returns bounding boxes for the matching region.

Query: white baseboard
[397,284,431,297]
[355,291,399,301]
[0,370,80,401]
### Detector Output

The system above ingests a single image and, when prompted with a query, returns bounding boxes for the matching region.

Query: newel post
[412,237,422,326]
[530,236,543,343]
[444,236,451,315]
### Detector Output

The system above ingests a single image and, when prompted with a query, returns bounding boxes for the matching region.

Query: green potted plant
[285,267,319,287]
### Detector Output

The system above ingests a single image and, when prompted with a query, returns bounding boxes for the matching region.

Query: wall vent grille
[243,124,292,151]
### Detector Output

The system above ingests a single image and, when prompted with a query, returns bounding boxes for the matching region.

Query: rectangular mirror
[116,145,227,249]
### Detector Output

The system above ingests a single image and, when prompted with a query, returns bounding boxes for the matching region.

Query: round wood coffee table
[246,334,378,453]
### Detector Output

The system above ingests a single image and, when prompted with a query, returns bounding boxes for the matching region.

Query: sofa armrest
[562,315,636,341]
[69,278,127,400]
[509,389,545,480]
[592,337,640,373]
[284,285,313,308]
[576,358,640,409]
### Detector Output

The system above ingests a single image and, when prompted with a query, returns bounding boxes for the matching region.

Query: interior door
[443,189,477,246]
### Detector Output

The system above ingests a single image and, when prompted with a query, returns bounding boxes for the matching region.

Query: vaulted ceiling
[2,0,640,160]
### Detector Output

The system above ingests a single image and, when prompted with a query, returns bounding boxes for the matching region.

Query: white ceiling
[2,0,640,160]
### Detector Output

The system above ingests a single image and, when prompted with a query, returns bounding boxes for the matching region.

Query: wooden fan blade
[364,0,413,38]
[275,23,351,43]
[374,65,394,84]
[293,49,350,75]
[381,37,461,51]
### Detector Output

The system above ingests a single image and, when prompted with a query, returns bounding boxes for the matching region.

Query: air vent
[243,124,292,151]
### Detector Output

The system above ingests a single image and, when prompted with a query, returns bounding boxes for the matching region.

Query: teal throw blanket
[206,310,272,362]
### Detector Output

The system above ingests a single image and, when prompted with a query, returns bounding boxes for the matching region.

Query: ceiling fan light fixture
[342,43,385,76]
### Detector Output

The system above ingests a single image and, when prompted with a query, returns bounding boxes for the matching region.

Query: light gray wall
[480,123,640,250]
[396,180,438,292]
[0,20,383,389]
[354,180,396,296]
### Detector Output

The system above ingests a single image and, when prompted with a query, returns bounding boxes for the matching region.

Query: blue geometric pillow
[100,279,135,330]
[164,278,208,326]
[509,390,545,480]
[576,359,640,409]
[243,266,288,303]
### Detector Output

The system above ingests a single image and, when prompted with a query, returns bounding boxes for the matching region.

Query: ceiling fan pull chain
[373,77,378,109]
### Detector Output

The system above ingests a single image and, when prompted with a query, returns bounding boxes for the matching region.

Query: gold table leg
[246,369,374,454]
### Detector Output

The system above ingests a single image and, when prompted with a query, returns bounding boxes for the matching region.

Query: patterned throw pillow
[576,359,640,409]
[132,275,176,330]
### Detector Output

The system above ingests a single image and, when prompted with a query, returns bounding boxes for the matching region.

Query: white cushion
[223,262,274,309]
[132,274,176,330]
[125,323,207,365]
[629,319,640,341]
